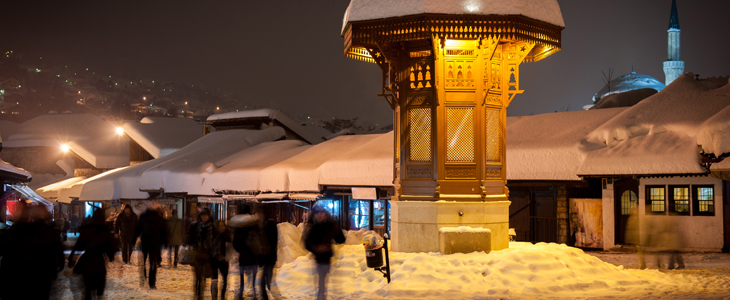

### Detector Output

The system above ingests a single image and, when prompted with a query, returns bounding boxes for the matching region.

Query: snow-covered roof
[0,158,31,182]
[506,108,627,181]
[35,176,86,199]
[318,131,394,187]
[137,127,287,194]
[510,73,730,179]
[3,114,129,168]
[122,117,203,158]
[67,167,138,203]
[258,133,384,192]
[207,109,328,144]
[592,72,665,102]
[342,0,565,34]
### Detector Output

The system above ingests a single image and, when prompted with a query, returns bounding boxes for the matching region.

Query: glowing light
[184,102,188,105]
[61,144,70,152]
[143,96,146,100]
[216,107,220,110]
[116,127,124,135]
[327,203,334,209]
[78,91,81,94]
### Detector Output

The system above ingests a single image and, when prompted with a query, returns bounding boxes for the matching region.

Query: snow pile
[122,117,203,158]
[343,0,565,33]
[439,226,491,233]
[274,241,708,299]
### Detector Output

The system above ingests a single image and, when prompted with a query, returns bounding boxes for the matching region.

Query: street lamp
[61,144,70,152]
[116,127,124,135]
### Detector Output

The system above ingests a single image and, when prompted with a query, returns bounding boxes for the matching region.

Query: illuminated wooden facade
[344,15,563,201]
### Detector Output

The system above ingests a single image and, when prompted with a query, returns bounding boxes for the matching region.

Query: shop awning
[255,193,287,200]
[198,196,224,204]
[222,194,257,201]
[288,193,321,200]
[11,185,53,208]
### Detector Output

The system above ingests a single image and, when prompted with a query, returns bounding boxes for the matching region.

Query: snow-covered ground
[50,224,730,299]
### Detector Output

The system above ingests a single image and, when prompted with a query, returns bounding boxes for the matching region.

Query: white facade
[602,176,724,251]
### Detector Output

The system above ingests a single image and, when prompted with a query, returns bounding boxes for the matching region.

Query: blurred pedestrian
[257,208,279,300]
[624,206,645,269]
[166,209,184,268]
[305,206,346,300]
[231,210,260,300]
[658,218,685,270]
[115,204,138,264]
[71,213,80,234]
[0,202,65,300]
[211,220,232,299]
[68,209,117,299]
[188,208,215,299]
[133,203,167,289]
[62,213,71,241]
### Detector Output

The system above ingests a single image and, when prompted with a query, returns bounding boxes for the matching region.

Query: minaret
[663,0,684,85]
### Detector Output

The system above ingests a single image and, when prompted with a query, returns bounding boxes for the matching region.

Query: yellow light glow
[216,107,220,110]
[444,39,477,48]
[78,91,81,94]
[185,102,188,105]
[61,144,70,152]
[143,96,147,100]
[116,127,124,135]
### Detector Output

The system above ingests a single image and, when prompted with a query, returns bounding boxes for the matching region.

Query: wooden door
[614,178,639,245]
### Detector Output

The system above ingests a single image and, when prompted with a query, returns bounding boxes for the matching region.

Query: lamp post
[342,0,564,252]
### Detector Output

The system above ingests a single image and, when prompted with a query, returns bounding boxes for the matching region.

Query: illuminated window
[446,107,474,163]
[485,108,501,163]
[670,186,690,215]
[693,186,714,216]
[347,198,369,230]
[408,108,432,162]
[620,190,637,216]
[645,186,665,214]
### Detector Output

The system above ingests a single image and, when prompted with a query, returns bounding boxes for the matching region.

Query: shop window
[373,200,386,227]
[693,186,715,216]
[645,186,666,215]
[669,186,690,215]
[348,199,369,230]
[620,190,637,215]
[317,200,340,221]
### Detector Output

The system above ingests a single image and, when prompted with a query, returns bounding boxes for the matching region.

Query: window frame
[693,185,715,216]
[668,185,691,215]
[645,185,666,215]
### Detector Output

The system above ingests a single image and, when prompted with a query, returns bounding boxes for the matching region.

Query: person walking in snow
[115,204,138,264]
[231,207,260,300]
[166,209,184,268]
[188,208,215,299]
[211,220,232,299]
[68,209,117,299]
[305,205,346,300]
[257,207,279,300]
[133,203,167,289]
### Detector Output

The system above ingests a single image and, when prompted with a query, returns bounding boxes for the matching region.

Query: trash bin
[365,246,384,268]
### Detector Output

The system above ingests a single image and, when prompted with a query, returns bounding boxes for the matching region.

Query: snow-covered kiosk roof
[207,109,328,145]
[36,176,86,199]
[122,117,204,158]
[318,131,394,187]
[3,114,130,168]
[137,127,286,195]
[342,0,564,63]
[0,159,32,183]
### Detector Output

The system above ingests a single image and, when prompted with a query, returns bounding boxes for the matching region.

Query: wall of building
[603,176,724,251]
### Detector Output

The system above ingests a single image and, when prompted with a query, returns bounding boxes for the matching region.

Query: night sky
[2,0,729,126]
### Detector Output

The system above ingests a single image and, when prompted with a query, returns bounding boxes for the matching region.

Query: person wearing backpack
[231,210,259,299]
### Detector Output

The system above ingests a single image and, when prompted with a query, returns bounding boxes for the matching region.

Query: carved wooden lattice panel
[446,107,474,163]
[486,108,502,163]
[408,108,432,162]
[408,61,434,89]
[490,61,502,90]
[445,60,475,88]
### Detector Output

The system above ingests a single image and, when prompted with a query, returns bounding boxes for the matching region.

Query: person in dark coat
[133,204,167,289]
[71,213,80,234]
[188,208,215,299]
[231,211,259,300]
[305,206,346,300]
[68,209,117,299]
[0,202,65,300]
[166,209,184,268]
[115,204,138,264]
[257,208,279,300]
[211,221,231,300]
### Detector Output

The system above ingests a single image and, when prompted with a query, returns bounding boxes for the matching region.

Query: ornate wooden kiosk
[342,1,564,252]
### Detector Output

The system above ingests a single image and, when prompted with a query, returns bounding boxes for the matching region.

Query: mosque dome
[592,72,666,102]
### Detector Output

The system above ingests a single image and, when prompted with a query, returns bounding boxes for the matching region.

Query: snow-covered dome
[592,72,665,102]
[342,0,564,34]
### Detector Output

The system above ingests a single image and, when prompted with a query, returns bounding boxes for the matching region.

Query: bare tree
[601,68,614,95]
